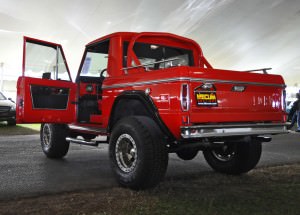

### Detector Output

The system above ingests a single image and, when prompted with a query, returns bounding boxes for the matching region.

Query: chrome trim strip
[181,123,287,129]
[180,123,288,139]
[190,78,285,87]
[102,77,285,90]
[103,77,188,89]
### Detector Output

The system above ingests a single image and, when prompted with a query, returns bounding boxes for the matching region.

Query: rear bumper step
[181,123,289,139]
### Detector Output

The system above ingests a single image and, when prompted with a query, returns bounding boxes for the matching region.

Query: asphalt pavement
[0,133,299,200]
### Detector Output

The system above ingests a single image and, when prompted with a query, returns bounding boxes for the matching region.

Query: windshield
[80,40,109,78]
[0,92,6,100]
[123,42,194,70]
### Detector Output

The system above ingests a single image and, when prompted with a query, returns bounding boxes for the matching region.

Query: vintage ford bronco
[17,32,288,189]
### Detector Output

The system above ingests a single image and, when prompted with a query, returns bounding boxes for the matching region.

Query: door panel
[17,37,76,123]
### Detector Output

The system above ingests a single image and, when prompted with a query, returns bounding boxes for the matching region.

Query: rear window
[123,42,194,70]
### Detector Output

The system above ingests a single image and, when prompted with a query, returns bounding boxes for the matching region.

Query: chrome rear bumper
[180,123,289,139]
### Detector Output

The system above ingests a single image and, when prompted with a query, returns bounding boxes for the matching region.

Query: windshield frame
[77,39,110,81]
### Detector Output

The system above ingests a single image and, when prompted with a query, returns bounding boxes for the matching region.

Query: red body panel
[17,77,76,123]
[17,37,76,123]
[100,66,285,139]
[17,32,286,140]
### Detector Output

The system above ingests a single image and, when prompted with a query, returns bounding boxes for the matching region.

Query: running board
[66,137,107,146]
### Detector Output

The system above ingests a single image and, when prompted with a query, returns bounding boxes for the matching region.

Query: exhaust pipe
[66,137,99,146]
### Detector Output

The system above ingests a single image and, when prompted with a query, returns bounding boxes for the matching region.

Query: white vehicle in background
[0,91,16,126]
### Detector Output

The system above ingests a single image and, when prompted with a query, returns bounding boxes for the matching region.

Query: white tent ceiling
[0,0,299,86]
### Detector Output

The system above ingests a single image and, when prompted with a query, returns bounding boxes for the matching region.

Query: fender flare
[108,90,175,142]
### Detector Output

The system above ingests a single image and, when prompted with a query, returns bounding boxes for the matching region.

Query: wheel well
[108,91,175,142]
[109,98,151,127]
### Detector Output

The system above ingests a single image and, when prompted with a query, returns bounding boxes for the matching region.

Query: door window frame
[22,36,73,82]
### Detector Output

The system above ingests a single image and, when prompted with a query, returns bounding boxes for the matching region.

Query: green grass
[0,123,40,135]
[124,164,300,215]
[0,164,299,215]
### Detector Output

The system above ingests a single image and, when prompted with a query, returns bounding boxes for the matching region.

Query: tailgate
[188,68,286,124]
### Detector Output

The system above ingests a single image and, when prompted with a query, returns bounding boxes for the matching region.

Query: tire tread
[109,116,168,189]
[40,124,70,158]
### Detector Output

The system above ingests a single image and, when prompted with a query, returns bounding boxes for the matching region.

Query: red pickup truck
[17,32,288,189]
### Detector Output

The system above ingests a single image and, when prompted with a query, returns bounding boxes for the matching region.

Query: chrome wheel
[115,134,137,173]
[211,144,236,162]
[109,116,169,189]
[42,124,52,150]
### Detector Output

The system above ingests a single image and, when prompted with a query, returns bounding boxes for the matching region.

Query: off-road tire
[40,123,70,158]
[109,116,168,190]
[203,139,262,174]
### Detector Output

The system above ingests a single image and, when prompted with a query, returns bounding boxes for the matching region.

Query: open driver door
[17,37,76,123]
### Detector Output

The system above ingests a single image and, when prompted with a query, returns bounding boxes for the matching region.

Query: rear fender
[108,91,175,142]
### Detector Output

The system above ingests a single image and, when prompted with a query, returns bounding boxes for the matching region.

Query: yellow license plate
[195,92,218,106]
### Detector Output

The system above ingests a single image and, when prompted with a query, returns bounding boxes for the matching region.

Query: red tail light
[180,84,190,111]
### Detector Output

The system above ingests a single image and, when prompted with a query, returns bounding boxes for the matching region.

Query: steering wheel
[100,68,107,78]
